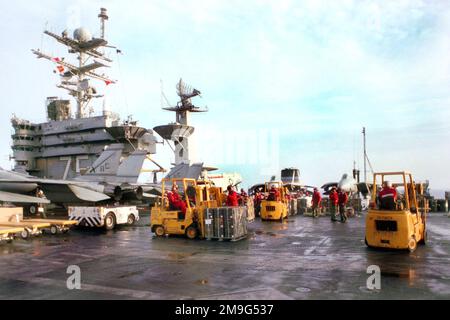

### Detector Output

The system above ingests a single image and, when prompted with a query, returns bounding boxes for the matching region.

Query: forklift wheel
[408,237,417,252]
[154,226,165,237]
[186,226,198,240]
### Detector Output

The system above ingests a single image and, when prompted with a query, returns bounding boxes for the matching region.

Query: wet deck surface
[1,213,450,300]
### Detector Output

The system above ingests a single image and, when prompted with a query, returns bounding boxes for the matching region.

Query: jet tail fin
[85,144,124,176]
[116,150,148,183]
[357,182,371,196]
[165,163,204,180]
[77,144,147,184]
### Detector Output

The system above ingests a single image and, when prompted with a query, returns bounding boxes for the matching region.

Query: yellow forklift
[365,172,427,252]
[260,182,289,221]
[150,178,222,239]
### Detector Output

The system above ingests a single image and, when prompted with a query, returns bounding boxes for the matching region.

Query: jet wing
[165,163,205,180]
[143,193,159,199]
[321,182,338,195]
[131,183,163,196]
[38,184,110,203]
[0,178,110,203]
[248,184,266,195]
[321,182,338,189]
[0,191,50,204]
[143,186,163,196]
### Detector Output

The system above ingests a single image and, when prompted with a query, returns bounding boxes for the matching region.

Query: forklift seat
[380,196,396,210]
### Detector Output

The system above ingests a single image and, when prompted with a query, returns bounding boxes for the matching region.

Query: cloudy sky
[0,0,449,190]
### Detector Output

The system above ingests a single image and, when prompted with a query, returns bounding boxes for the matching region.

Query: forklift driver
[267,185,280,201]
[378,181,398,210]
[168,184,187,218]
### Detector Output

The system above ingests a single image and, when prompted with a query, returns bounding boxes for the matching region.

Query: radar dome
[140,132,156,145]
[73,28,92,42]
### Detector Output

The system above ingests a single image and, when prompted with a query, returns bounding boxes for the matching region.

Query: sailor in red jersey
[329,187,339,222]
[168,184,187,217]
[312,188,322,218]
[226,185,239,207]
[338,188,349,223]
[378,181,397,210]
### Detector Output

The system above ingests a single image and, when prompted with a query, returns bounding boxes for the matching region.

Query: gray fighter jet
[0,144,159,205]
[321,173,370,196]
[0,169,50,205]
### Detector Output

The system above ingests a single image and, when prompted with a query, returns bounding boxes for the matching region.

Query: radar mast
[31,8,117,119]
[154,79,208,165]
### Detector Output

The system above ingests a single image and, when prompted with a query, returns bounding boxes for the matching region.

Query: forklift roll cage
[160,178,197,211]
[371,172,418,212]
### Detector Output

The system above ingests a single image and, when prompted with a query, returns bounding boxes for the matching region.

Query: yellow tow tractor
[150,178,223,239]
[260,181,289,221]
[365,172,427,252]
